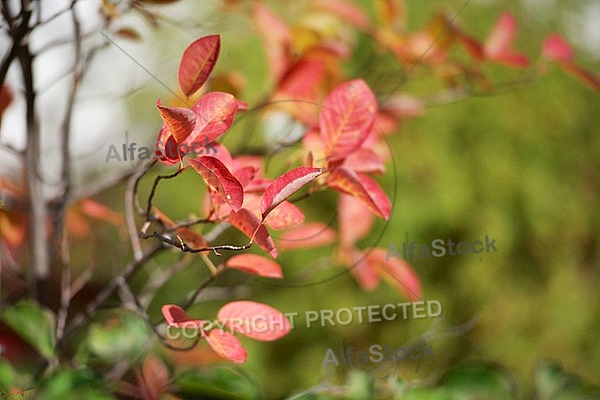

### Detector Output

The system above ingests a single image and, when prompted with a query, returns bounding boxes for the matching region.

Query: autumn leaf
[161,304,205,329]
[188,92,239,144]
[338,194,375,248]
[264,201,304,230]
[178,35,221,97]
[278,222,336,250]
[156,100,197,144]
[346,250,379,291]
[217,301,290,341]
[483,13,529,67]
[366,248,421,301]
[225,253,283,279]
[542,34,574,62]
[342,148,385,174]
[319,79,378,160]
[187,156,244,212]
[229,208,277,257]
[327,166,391,220]
[204,330,247,363]
[261,166,325,218]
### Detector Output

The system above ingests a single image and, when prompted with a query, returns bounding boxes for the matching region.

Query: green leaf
[173,366,263,400]
[438,361,516,400]
[0,358,16,392]
[75,311,150,363]
[0,300,56,359]
[533,361,600,400]
[345,369,374,400]
[32,367,115,400]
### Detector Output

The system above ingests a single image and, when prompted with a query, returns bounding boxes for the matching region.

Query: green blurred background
[79,0,600,398]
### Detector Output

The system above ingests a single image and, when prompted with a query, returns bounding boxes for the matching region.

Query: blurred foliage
[1,0,599,398]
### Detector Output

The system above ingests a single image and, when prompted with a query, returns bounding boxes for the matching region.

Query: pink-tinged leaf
[188,92,238,144]
[277,58,326,99]
[217,301,290,341]
[327,166,391,220]
[343,148,385,174]
[264,201,304,230]
[244,178,272,193]
[225,253,283,278]
[278,222,336,250]
[79,199,123,226]
[229,208,277,257]
[483,13,529,67]
[366,248,421,301]
[345,249,379,291]
[542,34,574,62]
[204,330,247,363]
[490,52,529,68]
[187,156,244,212]
[161,304,205,328]
[261,167,325,218]
[338,194,375,248]
[319,79,378,160]
[254,4,292,82]
[156,100,197,144]
[560,63,600,93]
[484,13,517,58]
[234,166,258,188]
[313,0,370,29]
[178,35,221,97]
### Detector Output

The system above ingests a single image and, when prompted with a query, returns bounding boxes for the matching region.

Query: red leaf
[178,35,221,97]
[484,13,529,68]
[229,208,277,257]
[484,12,517,58]
[188,92,238,144]
[277,58,326,98]
[366,248,421,301]
[338,194,375,248]
[136,356,169,400]
[278,222,336,250]
[343,148,385,174]
[161,304,205,328]
[346,250,379,291]
[327,166,391,220]
[542,34,574,62]
[261,167,325,218]
[225,253,283,278]
[217,301,290,341]
[264,201,304,230]
[79,199,123,226]
[204,330,247,363]
[319,79,378,160]
[253,4,292,82]
[156,100,197,144]
[187,156,244,212]
[234,166,258,188]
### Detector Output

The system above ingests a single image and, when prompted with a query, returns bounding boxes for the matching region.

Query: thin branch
[60,244,165,346]
[145,167,185,218]
[182,263,224,310]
